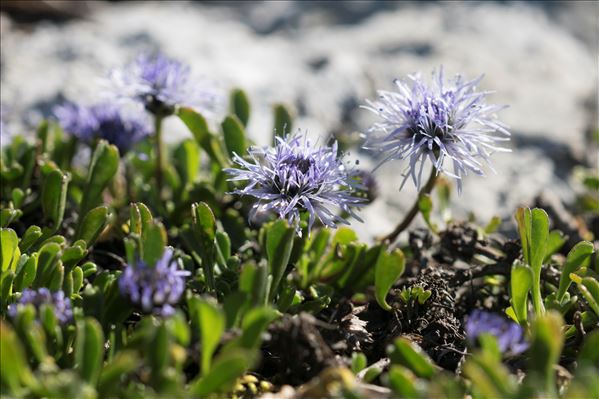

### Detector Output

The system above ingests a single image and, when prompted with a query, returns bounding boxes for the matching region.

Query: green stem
[380,166,438,244]
[532,270,545,315]
[154,115,165,198]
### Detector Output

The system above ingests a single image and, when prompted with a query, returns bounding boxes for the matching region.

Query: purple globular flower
[465,309,528,356]
[225,133,363,236]
[363,67,510,193]
[119,248,190,317]
[54,102,150,153]
[106,53,220,117]
[54,102,98,141]
[7,288,73,326]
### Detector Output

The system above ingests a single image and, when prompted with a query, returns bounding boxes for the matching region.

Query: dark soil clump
[258,313,340,386]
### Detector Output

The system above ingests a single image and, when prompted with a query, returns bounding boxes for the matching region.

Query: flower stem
[380,166,438,244]
[532,271,545,315]
[154,115,165,197]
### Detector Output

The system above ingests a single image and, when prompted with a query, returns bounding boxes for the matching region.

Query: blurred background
[1,0,597,241]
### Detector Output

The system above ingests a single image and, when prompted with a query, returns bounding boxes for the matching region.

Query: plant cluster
[1,54,598,398]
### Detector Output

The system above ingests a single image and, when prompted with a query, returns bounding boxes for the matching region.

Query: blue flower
[55,102,150,153]
[363,67,510,193]
[465,309,528,355]
[106,53,220,117]
[225,132,363,236]
[118,248,190,317]
[8,288,73,326]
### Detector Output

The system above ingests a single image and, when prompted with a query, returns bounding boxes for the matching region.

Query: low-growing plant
[1,56,597,398]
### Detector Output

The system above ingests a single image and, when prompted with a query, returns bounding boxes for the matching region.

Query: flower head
[55,102,150,153]
[225,133,363,235]
[106,53,220,117]
[465,309,528,355]
[8,288,73,326]
[363,67,510,193]
[119,248,190,316]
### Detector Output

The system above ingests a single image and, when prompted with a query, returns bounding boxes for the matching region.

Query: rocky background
[1,0,597,241]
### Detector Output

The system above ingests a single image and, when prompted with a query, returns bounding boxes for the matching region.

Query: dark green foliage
[0,94,597,399]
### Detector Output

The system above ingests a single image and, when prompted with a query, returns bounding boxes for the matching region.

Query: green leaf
[75,206,111,247]
[515,207,549,314]
[61,243,88,270]
[388,337,436,378]
[149,323,169,378]
[417,289,432,305]
[79,140,119,218]
[484,216,502,234]
[374,249,405,311]
[0,321,34,395]
[178,106,208,138]
[510,260,532,324]
[1,271,15,305]
[273,104,293,139]
[13,254,37,292]
[236,306,278,350]
[543,230,566,263]
[463,350,517,398]
[363,366,383,383]
[527,311,564,397]
[222,115,248,159]
[174,138,200,188]
[76,318,105,386]
[230,88,250,127]
[351,352,367,374]
[141,222,167,267]
[386,365,420,398]
[98,350,140,396]
[191,202,217,290]
[176,107,228,167]
[168,312,191,346]
[0,207,22,228]
[529,208,549,272]
[515,207,531,265]
[37,120,50,153]
[40,304,59,342]
[1,228,20,272]
[81,261,98,278]
[418,194,437,233]
[557,241,594,302]
[332,227,358,246]
[48,261,64,292]
[18,225,42,253]
[62,269,74,296]
[41,169,70,232]
[577,330,599,366]
[5,190,22,208]
[215,231,231,266]
[129,202,153,237]
[188,296,225,374]
[266,220,295,301]
[192,349,255,396]
[71,266,84,294]
[223,291,249,329]
[33,242,61,289]
[14,306,48,364]
[249,262,269,307]
[571,275,599,317]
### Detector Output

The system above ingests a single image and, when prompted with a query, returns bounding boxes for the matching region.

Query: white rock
[0,2,595,240]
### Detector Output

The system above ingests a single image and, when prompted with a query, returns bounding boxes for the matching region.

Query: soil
[255,223,526,386]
